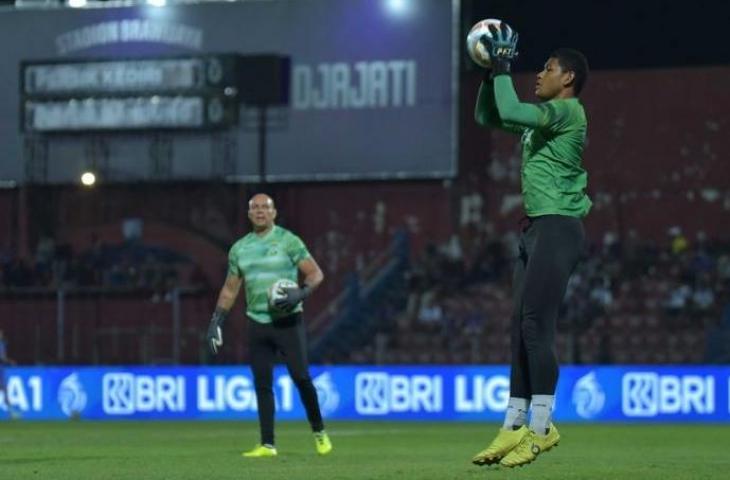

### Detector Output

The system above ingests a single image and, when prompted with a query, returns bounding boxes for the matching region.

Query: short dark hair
[550,48,589,95]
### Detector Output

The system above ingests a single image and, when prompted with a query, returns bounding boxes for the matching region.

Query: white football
[268,278,299,310]
[466,18,513,68]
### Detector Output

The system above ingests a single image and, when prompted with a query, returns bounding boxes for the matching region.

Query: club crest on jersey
[266,242,280,256]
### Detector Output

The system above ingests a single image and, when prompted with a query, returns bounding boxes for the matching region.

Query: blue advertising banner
[2,365,728,422]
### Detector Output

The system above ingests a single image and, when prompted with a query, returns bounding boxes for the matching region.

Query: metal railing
[0,286,214,365]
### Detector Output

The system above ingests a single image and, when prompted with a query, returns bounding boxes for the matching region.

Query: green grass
[1,421,728,479]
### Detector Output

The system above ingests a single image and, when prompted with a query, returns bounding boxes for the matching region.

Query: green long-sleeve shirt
[475,75,592,218]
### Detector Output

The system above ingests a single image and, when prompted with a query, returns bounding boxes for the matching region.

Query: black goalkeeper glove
[274,285,312,311]
[207,307,229,355]
[479,21,519,76]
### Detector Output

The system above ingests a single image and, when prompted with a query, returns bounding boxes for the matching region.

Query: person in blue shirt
[0,329,19,418]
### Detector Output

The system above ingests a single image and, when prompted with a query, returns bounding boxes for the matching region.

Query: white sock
[529,394,555,435]
[502,397,529,430]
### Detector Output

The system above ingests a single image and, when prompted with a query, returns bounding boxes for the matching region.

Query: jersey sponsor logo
[622,373,715,417]
[313,371,340,416]
[103,373,185,415]
[454,374,510,412]
[57,372,87,418]
[572,371,605,419]
[355,372,442,415]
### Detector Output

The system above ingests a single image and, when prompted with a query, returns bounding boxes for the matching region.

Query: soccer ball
[268,278,299,310]
[466,18,513,68]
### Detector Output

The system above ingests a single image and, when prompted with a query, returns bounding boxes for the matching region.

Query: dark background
[464,0,730,71]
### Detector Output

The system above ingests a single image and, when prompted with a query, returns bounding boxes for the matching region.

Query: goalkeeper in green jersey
[470,23,591,469]
[206,193,332,458]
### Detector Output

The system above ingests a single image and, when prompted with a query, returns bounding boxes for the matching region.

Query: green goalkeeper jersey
[476,75,592,218]
[228,225,311,323]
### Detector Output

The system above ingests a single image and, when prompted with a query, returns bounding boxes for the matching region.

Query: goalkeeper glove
[207,307,229,355]
[274,285,312,311]
[479,22,519,76]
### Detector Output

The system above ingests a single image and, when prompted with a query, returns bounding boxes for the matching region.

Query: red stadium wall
[0,293,225,365]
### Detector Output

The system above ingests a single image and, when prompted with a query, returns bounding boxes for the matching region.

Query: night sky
[465,0,730,71]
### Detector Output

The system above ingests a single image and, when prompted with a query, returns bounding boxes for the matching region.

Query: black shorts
[247,314,311,377]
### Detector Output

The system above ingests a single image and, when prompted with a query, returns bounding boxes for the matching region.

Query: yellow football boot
[500,423,560,468]
[242,444,278,458]
[314,431,333,455]
[471,425,529,466]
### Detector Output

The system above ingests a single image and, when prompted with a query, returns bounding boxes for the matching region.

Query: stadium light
[80,171,96,187]
[67,0,87,7]
[383,0,414,18]
[147,0,166,7]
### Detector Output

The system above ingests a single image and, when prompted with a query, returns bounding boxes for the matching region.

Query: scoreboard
[20,54,289,132]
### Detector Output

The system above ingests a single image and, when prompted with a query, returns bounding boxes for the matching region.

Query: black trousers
[248,314,324,445]
[510,215,584,398]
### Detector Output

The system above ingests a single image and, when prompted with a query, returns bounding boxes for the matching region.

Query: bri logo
[103,373,185,415]
[354,372,442,415]
[622,373,715,417]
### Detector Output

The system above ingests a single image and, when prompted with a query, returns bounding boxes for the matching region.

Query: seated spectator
[668,226,689,255]
[691,277,715,313]
[664,282,692,315]
[589,277,614,311]
[716,254,730,284]
[417,291,444,328]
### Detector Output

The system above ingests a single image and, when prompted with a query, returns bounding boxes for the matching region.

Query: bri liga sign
[1,366,728,422]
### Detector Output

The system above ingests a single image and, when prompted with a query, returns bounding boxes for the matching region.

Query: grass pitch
[1,421,727,479]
